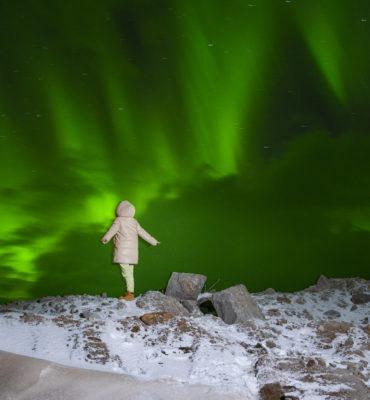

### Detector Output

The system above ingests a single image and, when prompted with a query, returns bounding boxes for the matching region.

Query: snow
[0,277,369,399]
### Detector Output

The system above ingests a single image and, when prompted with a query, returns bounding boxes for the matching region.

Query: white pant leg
[119,264,134,293]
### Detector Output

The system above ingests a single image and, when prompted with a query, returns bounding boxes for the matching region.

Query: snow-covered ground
[0,276,369,399]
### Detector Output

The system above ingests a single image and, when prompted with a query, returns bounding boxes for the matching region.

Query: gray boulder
[165,272,207,301]
[136,291,189,316]
[212,285,265,324]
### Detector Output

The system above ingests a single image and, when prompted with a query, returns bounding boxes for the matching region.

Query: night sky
[1,0,370,303]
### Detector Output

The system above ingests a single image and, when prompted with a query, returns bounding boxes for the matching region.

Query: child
[101,200,159,300]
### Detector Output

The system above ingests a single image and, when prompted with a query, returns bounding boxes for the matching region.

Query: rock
[306,359,316,368]
[266,309,281,317]
[317,275,331,289]
[277,295,291,304]
[116,302,126,310]
[324,310,341,319]
[165,272,207,301]
[83,311,100,320]
[259,382,284,400]
[140,312,173,325]
[316,357,326,367]
[307,275,347,292]
[212,285,265,324]
[136,291,189,316]
[337,300,349,309]
[101,292,107,298]
[301,309,313,320]
[180,300,203,316]
[316,320,352,343]
[351,293,370,304]
[268,355,368,400]
[260,288,276,295]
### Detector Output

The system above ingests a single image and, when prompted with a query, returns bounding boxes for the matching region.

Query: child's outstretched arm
[137,223,160,246]
[101,219,120,244]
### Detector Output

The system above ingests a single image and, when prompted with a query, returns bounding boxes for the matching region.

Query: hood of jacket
[115,201,135,217]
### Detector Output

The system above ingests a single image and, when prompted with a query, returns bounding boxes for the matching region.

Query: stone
[266,309,281,317]
[277,295,291,304]
[136,291,189,316]
[165,272,207,301]
[140,312,173,325]
[83,311,100,320]
[212,285,265,324]
[306,359,316,368]
[307,275,348,292]
[317,274,331,289]
[351,293,370,304]
[324,310,341,319]
[116,302,126,310]
[255,288,276,295]
[259,382,284,400]
[180,300,203,316]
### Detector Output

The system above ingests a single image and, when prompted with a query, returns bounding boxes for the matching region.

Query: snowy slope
[0,276,369,399]
[0,350,245,400]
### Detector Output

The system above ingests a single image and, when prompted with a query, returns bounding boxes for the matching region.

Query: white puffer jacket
[101,201,159,264]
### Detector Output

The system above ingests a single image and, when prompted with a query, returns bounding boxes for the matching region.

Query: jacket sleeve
[101,218,120,243]
[137,222,159,246]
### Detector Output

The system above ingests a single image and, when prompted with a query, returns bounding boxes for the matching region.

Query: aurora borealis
[1,0,369,303]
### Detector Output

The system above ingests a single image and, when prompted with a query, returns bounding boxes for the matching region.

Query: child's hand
[101,238,108,244]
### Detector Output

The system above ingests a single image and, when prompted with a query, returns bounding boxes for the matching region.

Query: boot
[119,291,135,301]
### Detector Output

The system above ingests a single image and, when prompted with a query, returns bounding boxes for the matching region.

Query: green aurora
[1,0,369,302]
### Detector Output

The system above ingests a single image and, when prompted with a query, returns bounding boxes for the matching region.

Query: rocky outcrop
[307,275,370,293]
[255,352,370,400]
[212,285,265,324]
[165,272,207,316]
[136,291,189,316]
[180,300,203,316]
[164,275,265,323]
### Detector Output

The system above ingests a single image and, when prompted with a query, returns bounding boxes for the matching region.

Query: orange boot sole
[119,291,135,301]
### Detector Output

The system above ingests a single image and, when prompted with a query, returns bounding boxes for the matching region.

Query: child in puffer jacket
[101,201,159,300]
